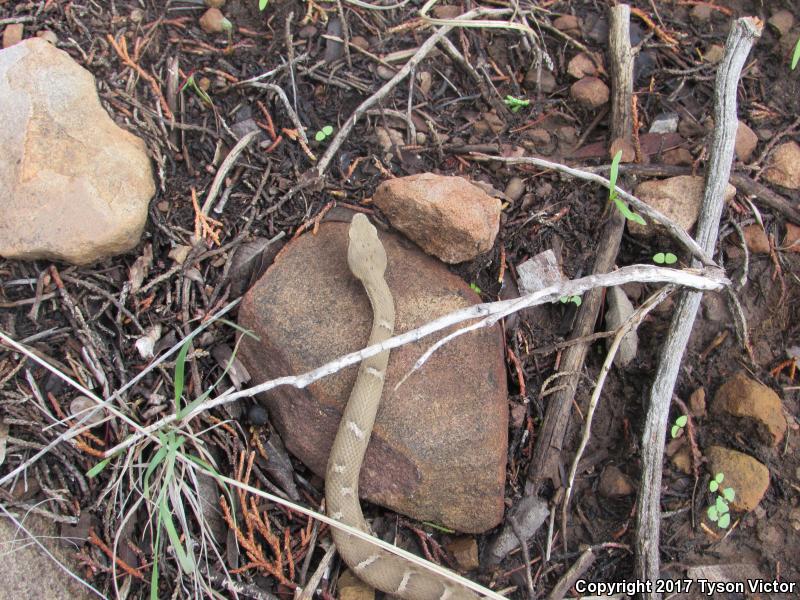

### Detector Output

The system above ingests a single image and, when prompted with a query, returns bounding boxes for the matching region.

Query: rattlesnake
[325,214,480,599]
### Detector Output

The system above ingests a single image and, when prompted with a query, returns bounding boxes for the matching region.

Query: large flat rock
[238,220,507,533]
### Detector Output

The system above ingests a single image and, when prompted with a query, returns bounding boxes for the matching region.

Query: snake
[325,214,480,600]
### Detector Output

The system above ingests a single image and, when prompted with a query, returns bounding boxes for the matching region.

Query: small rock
[742,225,771,254]
[323,18,344,63]
[69,396,104,427]
[504,177,525,202]
[763,141,800,189]
[690,4,713,23]
[678,116,705,138]
[735,122,758,162]
[783,222,800,252]
[714,371,786,446]
[338,569,375,600]
[168,245,192,265]
[199,8,231,33]
[629,175,736,238]
[701,292,730,323]
[375,127,404,152]
[516,250,564,296]
[238,221,507,532]
[671,447,693,475]
[432,5,462,19]
[297,25,317,39]
[35,30,58,45]
[483,496,549,565]
[768,10,795,37]
[376,65,396,80]
[609,138,636,163]
[605,286,638,367]
[205,0,226,7]
[649,112,679,134]
[0,39,155,264]
[523,128,551,146]
[373,174,501,264]
[598,465,635,497]
[350,35,369,50]
[3,23,23,48]
[662,147,693,166]
[554,125,578,146]
[706,446,770,511]
[416,70,432,95]
[703,44,725,64]
[474,111,504,135]
[689,387,706,418]
[524,67,556,93]
[446,537,480,571]
[567,52,598,79]
[553,15,581,36]
[570,76,609,110]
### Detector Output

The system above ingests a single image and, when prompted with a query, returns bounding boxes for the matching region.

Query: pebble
[703,44,725,64]
[199,8,230,33]
[3,23,23,48]
[570,76,609,109]
[567,52,598,79]
[783,223,800,252]
[742,224,771,254]
[714,371,787,446]
[36,30,58,44]
[446,537,480,571]
[735,121,758,162]
[598,465,635,497]
[376,65,396,80]
[763,141,800,189]
[504,177,525,202]
[768,10,795,37]
[553,15,581,36]
[649,112,679,134]
[706,446,770,511]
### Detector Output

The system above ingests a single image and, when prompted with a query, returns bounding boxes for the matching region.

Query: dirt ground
[1,0,799,598]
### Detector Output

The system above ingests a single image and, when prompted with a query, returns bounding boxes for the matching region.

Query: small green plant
[181,73,212,106]
[315,125,334,142]
[469,282,482,294]
[792,37,800,70]
[259,0,269,10]
[670,414,688,438]
[559,295,582,306]
[504,95,530,113]
[653,252,678,265]
[609,150,646,226]
[707,472,736,529]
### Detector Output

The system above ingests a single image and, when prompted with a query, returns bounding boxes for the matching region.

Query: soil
[1,0,799,599]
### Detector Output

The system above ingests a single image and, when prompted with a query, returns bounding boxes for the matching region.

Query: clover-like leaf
[259,0,269,9]
[715,472,724,484]
[709,479,719,493]
[675,415,687,428]
[718,512,730,528]
[315,130,326,142]
[722,487,735,502]
[715,496,729,514]
[707,505,718,521]
[322,125,333,136]
[654,252,666,264]
[664,252,678,264]
[671,424,682,439]
[571,295,582,306]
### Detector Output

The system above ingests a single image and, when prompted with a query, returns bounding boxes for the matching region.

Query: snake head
[348,214,387,282]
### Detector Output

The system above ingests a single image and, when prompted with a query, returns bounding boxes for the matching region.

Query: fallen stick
[634,16,761,595]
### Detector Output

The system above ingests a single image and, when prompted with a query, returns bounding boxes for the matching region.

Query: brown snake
[325,214,480,599]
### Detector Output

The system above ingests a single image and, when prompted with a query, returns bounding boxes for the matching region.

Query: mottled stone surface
[714,372,786,446]
[0,38,154,264]
[373,173,501,264]
[706,446,770,512]
[763,141,800,189]
[238,220,507,532]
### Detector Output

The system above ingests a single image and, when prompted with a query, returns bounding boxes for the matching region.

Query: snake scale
[325,214,480,600]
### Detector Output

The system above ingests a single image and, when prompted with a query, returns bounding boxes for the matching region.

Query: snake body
[325,214,480,599]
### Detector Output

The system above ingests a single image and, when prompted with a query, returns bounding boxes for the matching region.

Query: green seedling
[707,472,736,529]
[559,295,582,306]
[259,0,269,10]
[793,37,800,70]
[670,414,688,439]
[469,282,482,294]
[653,252,678,265]
[315,125,334,142]
[609,150,646,226]
[181,73,213,106]
[504,95,530,113]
